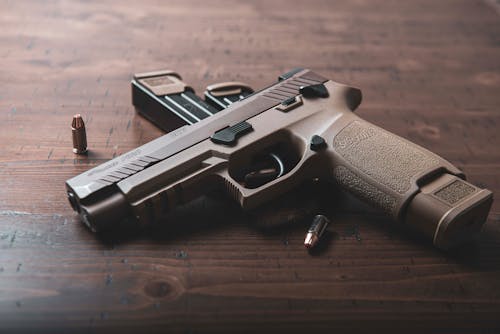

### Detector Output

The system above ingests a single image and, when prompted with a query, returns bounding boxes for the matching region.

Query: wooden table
[1,0,499,332]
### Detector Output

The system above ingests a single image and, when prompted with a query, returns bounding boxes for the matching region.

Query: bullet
[304,214,330,248]
[72,114,87,154]
[244,167,279,188]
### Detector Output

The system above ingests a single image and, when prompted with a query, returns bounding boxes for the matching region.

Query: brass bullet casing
[71,114,87,154]
[304,215,330,248]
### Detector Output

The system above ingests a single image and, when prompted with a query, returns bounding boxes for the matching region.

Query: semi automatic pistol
[66,68,493,250]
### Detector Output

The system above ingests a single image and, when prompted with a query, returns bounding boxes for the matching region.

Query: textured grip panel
[333,166,397,214]
[333,120,440,194]
[434,179,476,205]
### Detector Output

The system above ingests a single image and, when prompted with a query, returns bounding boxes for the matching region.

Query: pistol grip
[330,119,493,250]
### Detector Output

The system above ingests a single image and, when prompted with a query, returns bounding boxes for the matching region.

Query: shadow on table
[93,181,330,245]
[94,181,500,271]
[446,219,500,271]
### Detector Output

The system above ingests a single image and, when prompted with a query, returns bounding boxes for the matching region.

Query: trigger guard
[269,153,285,178]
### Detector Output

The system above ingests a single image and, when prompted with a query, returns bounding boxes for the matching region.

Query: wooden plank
[0,0,499,332]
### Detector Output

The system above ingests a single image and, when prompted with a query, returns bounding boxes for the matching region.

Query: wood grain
[0,0,499,332]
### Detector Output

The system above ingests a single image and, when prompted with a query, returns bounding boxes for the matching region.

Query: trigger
[243,153,285,189]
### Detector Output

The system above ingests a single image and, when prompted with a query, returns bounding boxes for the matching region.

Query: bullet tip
[304,233,317,248]
[72,114,85,129]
